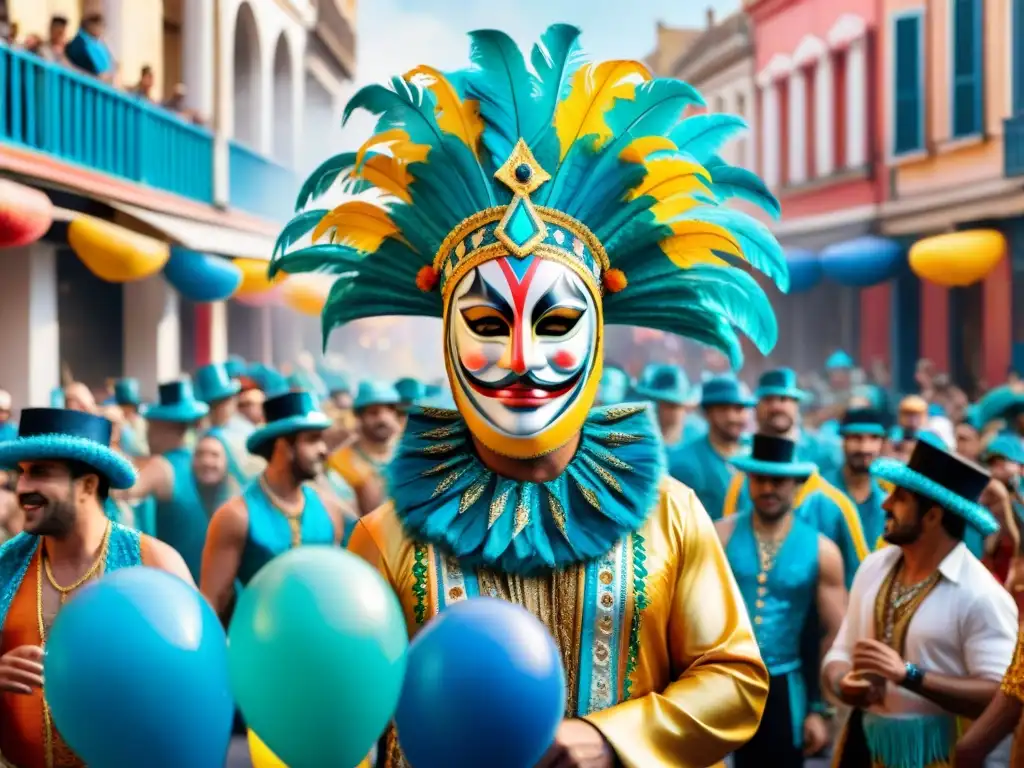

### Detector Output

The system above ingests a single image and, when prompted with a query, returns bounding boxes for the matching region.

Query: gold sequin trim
[420,457,462,477]
[489,487,512,527]
[432,466,469,497]
[601,405,647,421]
[547,492,569,539]
[597,432,644,447]
[459,478,488,513]
[598,452,632,471]
[419,423,463,440]
[587,458,623,495]
[422,441,461,457]
[514,496,530,536]
[419,407,460,420]
[575,479,601,508]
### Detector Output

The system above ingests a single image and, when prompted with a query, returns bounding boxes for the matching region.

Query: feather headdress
[271,24,787,368]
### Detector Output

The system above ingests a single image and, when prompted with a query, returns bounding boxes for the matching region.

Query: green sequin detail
[412,544,429,626]
[623,531,649,700]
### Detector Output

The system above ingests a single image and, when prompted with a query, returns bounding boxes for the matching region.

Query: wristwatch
[901,661,924,691]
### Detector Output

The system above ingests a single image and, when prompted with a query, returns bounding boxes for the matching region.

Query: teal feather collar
[388,404,665,574]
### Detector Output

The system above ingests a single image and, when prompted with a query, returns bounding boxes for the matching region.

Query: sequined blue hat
[0,408,137,489]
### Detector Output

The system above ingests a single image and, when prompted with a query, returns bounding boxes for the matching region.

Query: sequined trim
[435,550,470,608]
[576,537,630,715]
[0,535,39,629]
[1002,630,1024,703]
[623,531,650,700]
[411,544,429,626]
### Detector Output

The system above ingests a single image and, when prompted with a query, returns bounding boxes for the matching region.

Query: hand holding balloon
[396,598,566,768]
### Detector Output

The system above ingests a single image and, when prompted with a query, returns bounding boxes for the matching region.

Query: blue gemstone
[515,163,533,183]
[504,198,541,248]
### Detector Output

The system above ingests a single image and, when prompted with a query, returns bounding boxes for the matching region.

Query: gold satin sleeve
[1001,627,1024,703]
[585,481,769,767]
[328,446,372,493]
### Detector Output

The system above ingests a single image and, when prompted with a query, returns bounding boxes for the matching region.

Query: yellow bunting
[234,258,280,296]
[908,229,1006,287]
[67,215,169,283]
[248,730,288,768]
[283,274,332,316]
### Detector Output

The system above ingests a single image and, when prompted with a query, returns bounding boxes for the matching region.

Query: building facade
[0,0,355,409]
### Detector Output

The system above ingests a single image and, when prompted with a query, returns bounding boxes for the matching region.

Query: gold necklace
[259,476,305,548]
[36,521,112,768]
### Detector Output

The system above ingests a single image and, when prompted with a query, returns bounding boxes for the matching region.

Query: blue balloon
[820,235,903,287]
[44,567,233,768]
[163,246,243,302]
[785,248,823,293]
[396,598,565,768]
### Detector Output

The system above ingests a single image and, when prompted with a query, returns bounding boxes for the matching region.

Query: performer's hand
[853,639,907,683]
[534,719,615,768]
[835,671,886,708]
[0,645,44,694]
[953,743,987,768]
[802,713,829,756]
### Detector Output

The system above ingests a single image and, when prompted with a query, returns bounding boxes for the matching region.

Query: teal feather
[272,208,329,259]
[536,135,599,207]
[465,29,545,165]
[668,113,747,165]
[269,243,363,279]
[529,24,585,140]
[708,164,782,219]
[293,152,371,211]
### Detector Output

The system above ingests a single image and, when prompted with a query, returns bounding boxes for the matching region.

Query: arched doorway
[232,1,261,147]
[272,34,295,166]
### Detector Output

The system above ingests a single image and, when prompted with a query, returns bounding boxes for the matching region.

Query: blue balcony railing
[0,45,214,203]
[1007,114,1024,178]
[228,140,297,221]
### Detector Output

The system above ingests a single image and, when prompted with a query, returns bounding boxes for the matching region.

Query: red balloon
[0,180,53,248]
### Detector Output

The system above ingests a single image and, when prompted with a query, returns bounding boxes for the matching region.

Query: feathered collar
[388,403,665,575]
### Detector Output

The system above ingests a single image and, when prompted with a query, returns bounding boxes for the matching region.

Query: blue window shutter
[1015,0,1024,114]
[893,14,923,154]
[952,0,982,137]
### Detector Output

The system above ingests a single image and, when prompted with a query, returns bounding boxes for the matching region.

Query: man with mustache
[632,363,704,450]
[670,377,756,520]
[201,391,345,620]
[823,439,1017,768]
[0,408,191,768]
[755,368,842,475]
[716,435,847,768]
[326,381,403,518]
[824,408,890,550]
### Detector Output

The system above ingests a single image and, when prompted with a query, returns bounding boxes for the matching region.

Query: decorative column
[787,69,807,185]
[181,0,215,121]
[845,35,868,168]
[123,276,181,398]
[814,52,835,177]
[759,81,781,189]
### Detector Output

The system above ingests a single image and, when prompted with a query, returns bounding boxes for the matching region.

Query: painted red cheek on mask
[552,349,577,369]
[461,350,489,372]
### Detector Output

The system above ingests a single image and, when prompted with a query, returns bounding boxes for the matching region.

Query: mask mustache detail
[19,493,47,508]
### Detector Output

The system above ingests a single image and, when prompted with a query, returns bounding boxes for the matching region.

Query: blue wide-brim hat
[731,434,817,478]
[395,377,428,404]
[225,355,248,379]
[840,407,887,437]
[0,408,137,489]
[982,435,1024,465]
[353,381,403,411]
[113,378,142,407]
[145,380,210,423]
[598,366,633,405]
[755,367,809,403]
[194,362,241,404]
[632,363,690,406]
[247,391,333,454]
[870,438,998,536]
[826,350,855,371]
[701,376,756,408]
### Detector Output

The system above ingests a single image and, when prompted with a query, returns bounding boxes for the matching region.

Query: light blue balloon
[44,567,233,768]
[228,546,408,768]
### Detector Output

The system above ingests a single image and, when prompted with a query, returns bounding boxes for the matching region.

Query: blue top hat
[730,434,817,478]
[633,364,690,406]
[353,380,402,411]
[194,362,242,404]
[597,366,632,405]
[145,380,210,424]
[113,378,142,407]
[700,376,756,408]
[871,438,998,535]
[225,355,248,379]
[395,378,428,404]
[246,391,333,456]
[0,408,137,490]
[825,350,855,371]
[982,435,1024,465]
[755,368,808,403]
[840,408,887,437]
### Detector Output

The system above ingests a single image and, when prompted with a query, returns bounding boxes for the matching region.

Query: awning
[106,200,277,260]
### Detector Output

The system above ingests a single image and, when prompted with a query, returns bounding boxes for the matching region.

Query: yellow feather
[659,220,743,268]
[618,136,676,164]
[651,197,700,221]
[312,202,404,252]
[404,65,484,158]
[358,155,414,203]
[664,249,730,270]
[554,60,651,159]
[628,158,712,202]
[355,129,429,170]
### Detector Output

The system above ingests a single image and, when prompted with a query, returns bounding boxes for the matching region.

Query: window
[1015,0,1024,114]
[893,12,924,154]
[951,0,983,137]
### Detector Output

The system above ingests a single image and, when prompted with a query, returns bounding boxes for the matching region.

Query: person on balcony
[131,64,154,100]
[65,13,116,84]
[35,14,67,65]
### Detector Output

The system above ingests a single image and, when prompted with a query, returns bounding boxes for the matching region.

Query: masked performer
[273,24,788,767]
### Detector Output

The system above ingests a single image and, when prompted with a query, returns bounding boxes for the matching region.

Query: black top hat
[906,438,990,503]
[18,408,113,446]
[263,391,322,423]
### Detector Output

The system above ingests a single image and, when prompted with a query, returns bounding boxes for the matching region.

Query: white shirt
[824,543,1018,766]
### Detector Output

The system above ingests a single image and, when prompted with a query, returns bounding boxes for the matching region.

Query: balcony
[1007,114,1024,178]
[0,46,214,204]
[228,141,297,222]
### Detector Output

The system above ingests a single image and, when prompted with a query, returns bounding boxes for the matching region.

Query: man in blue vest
[825,408,890,550]
[755,368,841,476]
[716,435,847,768]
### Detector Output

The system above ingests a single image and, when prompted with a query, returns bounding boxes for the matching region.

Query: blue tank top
[154,446,209,582]
[726,513,820,675]
[236,480,335,585]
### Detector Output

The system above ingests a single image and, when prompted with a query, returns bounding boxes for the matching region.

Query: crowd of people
[1,11,203,125]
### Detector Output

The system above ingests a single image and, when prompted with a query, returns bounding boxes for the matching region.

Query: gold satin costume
[349,479,769,768]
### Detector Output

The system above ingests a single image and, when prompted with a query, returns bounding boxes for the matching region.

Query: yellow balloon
[234,258,280,296]
[282,275,332,316]
[908,229,1005,287]
[67,215,169,282]
[248,730,288,768]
